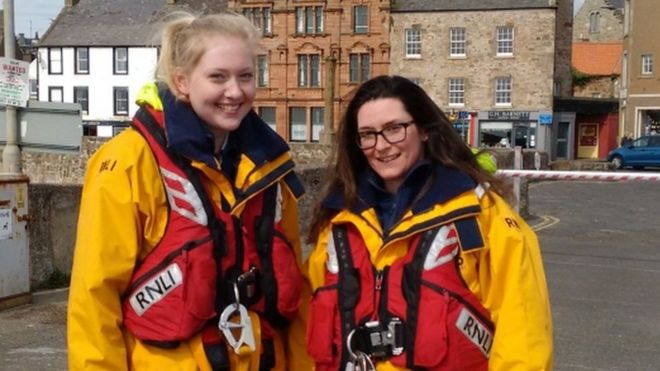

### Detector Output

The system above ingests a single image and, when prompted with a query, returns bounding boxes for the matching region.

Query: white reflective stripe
[160,166,207,226]
[129,263,183,316]
[475,184,486,200]
[274,184,283,223]
[423,225,459,270]
[325,233,339,274]
[455,308,493,358]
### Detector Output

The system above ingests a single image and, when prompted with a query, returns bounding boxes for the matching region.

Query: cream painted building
[620,0,660,137]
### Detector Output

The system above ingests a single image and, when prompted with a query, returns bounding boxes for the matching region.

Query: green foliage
[572,67,596,88]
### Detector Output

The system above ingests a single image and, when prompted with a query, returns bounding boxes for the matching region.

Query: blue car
[607,135,660,169]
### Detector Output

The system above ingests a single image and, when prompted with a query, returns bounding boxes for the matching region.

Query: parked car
[607,135,660,169]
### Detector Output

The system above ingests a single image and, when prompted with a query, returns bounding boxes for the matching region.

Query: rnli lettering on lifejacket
[129,264,183,316]
[456,307,493,357]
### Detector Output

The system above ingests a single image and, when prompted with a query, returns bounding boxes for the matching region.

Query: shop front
[475,110,551,150]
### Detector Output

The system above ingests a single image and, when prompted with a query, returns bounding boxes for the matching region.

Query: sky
[4,0,585,39]
[2,0,64,38]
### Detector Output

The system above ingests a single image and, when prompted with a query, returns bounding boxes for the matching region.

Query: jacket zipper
[125,235,213,296]
[372,269,384,321]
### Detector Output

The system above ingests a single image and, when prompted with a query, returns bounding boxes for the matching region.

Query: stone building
[389,0,573,157]
[572,41,622,98]
[227,0,391,143]
[573,0,623,42]
[620,0,660,137]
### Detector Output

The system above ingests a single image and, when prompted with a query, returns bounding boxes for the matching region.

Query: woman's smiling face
[174,34,256,138]
[356,97,426,194]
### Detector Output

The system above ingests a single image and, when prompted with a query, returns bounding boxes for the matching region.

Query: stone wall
[573,0,623,42]
[19,138,331,185]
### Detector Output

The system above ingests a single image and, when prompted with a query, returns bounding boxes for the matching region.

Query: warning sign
[0,57,29,108]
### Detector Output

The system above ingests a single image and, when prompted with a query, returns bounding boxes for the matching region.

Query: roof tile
[572,42,623,76]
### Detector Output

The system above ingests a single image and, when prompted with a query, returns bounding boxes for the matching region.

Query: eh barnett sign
[0,58,29,108]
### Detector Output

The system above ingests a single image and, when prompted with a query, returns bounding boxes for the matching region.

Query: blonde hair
[156,11,262,99]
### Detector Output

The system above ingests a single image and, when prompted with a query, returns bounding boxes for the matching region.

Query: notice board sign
[0,58,29,108]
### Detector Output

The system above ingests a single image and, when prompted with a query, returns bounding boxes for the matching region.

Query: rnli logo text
[129,264,183,316]
[456,308,493,357]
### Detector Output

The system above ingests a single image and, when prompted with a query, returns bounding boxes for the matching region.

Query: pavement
[0,288,68,370]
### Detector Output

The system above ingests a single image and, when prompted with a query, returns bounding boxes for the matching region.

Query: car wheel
[611,156,623,169]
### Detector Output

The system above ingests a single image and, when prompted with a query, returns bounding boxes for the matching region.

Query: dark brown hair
[307,75,510,243]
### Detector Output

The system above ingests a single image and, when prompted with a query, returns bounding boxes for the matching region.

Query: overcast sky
[5,0,585,39]
[3,0,64,37]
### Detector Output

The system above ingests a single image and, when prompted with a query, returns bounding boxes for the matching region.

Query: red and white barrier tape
[497,169,660,182]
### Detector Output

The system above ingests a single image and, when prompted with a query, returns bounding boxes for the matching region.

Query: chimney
[65,0,80,7]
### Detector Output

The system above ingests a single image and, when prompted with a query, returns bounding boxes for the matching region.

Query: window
[114,87,129,115]
[349,53,370,83]
[243,7,272,35]
[298,54,320,87]
[114,47,128,74]
[311,107,324,142]
[495,77,512,106]
[589,11,600,33]
[289,107,307,142]
[74,86,89,114]
[449,28,466,57]
[288,107,324,142]
[496,26,514,56]
[258,107,277,132]
[405,28,421,58]
[295,6,323,34]
[48,48,62,74]
[642,54,654,75]
[49,86,63,102]
[353,5,368,34]
[75,47,89,74]
[257,55,269,87]
[29,80,38,100]
[448,78,465,106]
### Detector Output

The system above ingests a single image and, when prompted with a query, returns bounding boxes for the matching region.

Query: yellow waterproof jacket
[68,83,307,370]
[305,165,553,370]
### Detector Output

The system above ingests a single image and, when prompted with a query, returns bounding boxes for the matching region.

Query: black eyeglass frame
[355,121,414,150]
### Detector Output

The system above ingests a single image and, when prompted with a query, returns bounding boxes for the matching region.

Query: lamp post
[2,0,21,173]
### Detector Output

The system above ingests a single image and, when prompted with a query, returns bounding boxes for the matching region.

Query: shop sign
[0,57,29,108]
[487,111,530,120]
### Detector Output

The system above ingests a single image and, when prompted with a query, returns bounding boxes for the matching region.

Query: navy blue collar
[160,87,290,172]
[323,161,477,216]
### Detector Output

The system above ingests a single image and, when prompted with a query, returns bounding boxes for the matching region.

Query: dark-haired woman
[304,75,553,370]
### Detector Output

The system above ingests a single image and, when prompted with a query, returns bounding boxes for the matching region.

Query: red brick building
[228,0,391,142]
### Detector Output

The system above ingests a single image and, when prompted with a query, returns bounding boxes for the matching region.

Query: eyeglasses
[356,122,414,149]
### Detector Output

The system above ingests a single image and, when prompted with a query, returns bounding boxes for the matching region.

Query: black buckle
[349,318,405,359]
[236,266,260,304]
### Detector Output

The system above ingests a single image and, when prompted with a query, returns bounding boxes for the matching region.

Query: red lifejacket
[307,214,493,370]
[121,106,303,350]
